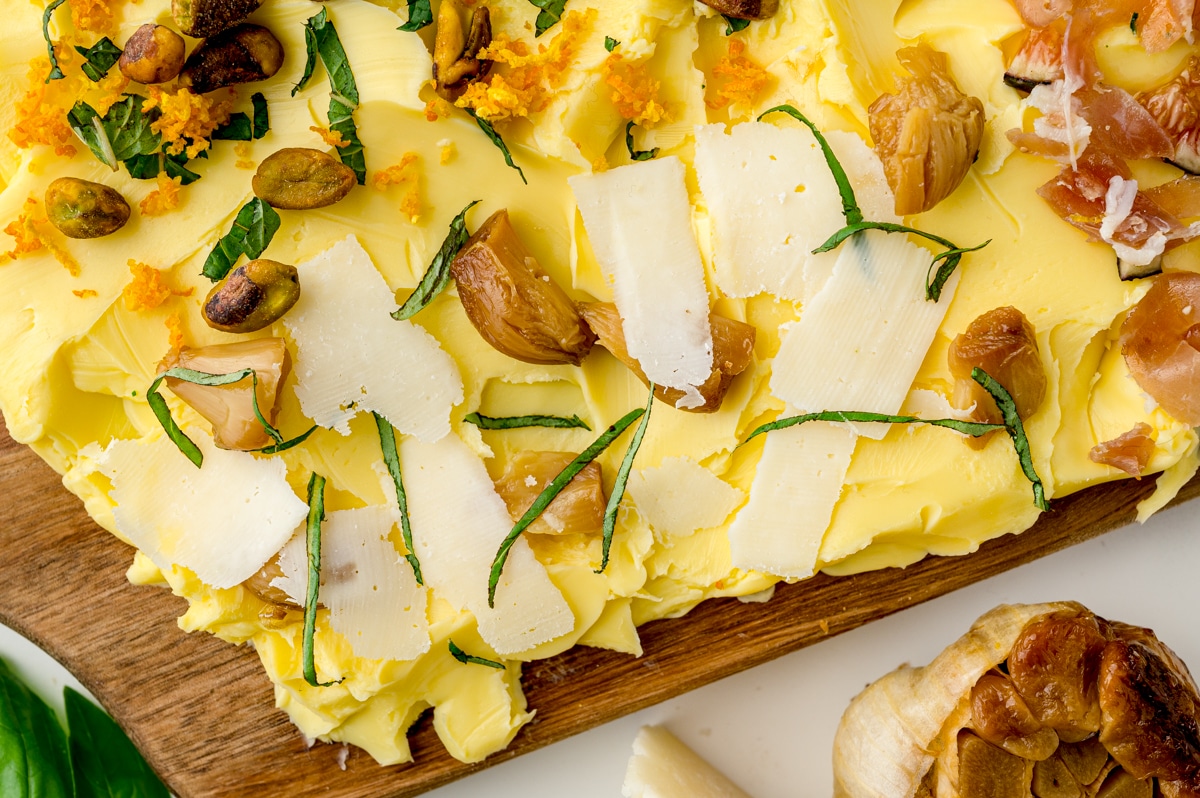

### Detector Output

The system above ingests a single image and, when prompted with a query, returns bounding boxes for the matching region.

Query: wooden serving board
[1,417,1196,797]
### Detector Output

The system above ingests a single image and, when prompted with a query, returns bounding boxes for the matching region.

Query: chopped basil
[303,473,339,688]
[391,200,480,320]
[467,109,527,184]
[528,0,567,37]
[464,412,591,431]
[758,103,990,301]
[124,150,202,185]
[625,121,659,162]
[65,687,170,798]
[74,37,122,82]
[297,9,366,184]
[598,384,653,573]
[0,657,72,797]
[164,152,202,185]
[251,92,269,139]
[604,36,619,52]
[42,0,68,82]
[723,15,750,35]
[212,113,253,142]
[448,640,506,669]
[488,405,647,607]
[374,412,422,585]
[68,96,162,172]
[202,197,281,281]
[397,0,433,32]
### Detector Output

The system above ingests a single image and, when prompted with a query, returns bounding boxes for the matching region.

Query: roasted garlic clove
[1057,737,1110,786]
[972,671,1060,761]
[958,731,1032,798]
[578,302,755,414]
[697,0,778,20]
[451,209,596,366]
[161,337,290,451]
[1031,753,1083,798]
[948,305,1046,428]
[433,0,491,101]
[243,554,300,609]
[868,43,984,215]
[1008,611,1107,742]
[1094,768,1153,798]
[493,451,606,536]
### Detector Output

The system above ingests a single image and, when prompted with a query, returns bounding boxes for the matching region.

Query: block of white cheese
[273,505,430,662]
[693,122,897,305]
[627,456,744,538]
[570,157,713,408]
[99,434,308,589]
[399,432,574,656]
[284,236,464,441]
[622,725,752,798]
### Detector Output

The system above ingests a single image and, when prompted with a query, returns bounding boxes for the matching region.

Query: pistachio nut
[119,24,187,84]
[203,258,300,333]
[252,148,357,210]
[172,0,262,38]
[44,177,131,239]
[180,24,284,94]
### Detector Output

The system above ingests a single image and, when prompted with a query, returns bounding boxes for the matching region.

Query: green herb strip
[299,9,366,184]
[488,406,646,607]
[625,121,659,162]
[65,687,169,797]
[148,367,312,467]
[374,412,423,585]
[467,109,527,184]
[758,103,990,301]
[604,36,619,52]
[723,15,750,35]
[392,200,480,320]
[125,151,202,185]
[598,384,653,573]
[742,368,1047,511]
[303,473,340,687]
[202,197,281,281]
[1130,12,1139,33]
[251,92,269,139]
[448,640,506,669]
[164,151,202,185]
[68,96,163,172]
[0,657,73,797]
[528,0,567,37]
[212,113,253,141]
[75,37,122,82]
[464,412,591,431]
[397,0,433,31]
[42,0,68,82]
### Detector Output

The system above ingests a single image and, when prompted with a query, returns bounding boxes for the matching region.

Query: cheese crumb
[438,140,456,164]
[138,173,183,217]
[144,86,232,158]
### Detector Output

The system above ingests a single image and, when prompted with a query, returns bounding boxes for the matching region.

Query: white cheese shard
[693,122,898,304]
[399,433,574,656]
[627,457,744,537]
[272,506,430,662]
[98,435,308,589]
[570,157,713,408]
[622,725,752,798]
[284,236,464,440]
[769,231,960,441]
[727,420,857,579]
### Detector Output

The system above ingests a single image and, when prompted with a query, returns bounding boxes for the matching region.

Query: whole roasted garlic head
[869,43,985,216]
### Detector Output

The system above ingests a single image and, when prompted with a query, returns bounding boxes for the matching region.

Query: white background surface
[3,498,1198,796]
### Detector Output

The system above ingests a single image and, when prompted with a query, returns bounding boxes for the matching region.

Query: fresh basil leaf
[625,121,658,162]
[528,0,567,37]
[251,92,269,139]
[292,20,319,96]
[65,687,169,798]
[74,37,122,82]
[126,150,202,185]
[202,197,281,282]
[303,473,340,688]
[69,96,163,173]
[466,109,526,184]
[300,9,366,184]
[212,112,253,141]
[723,15,750,35]
[598,384,653,572]
[0,657,73,798]
[397,0,433,32]
[163,152,202,186]
[122,153,160,180]
[374,412,422,585]
[604,36,619,52]
[464,412,591,431]
[42,0,68,82]
[392,200,480,320]
[448,641,505,670]
[489,405,646,607]
[67,102,117,170]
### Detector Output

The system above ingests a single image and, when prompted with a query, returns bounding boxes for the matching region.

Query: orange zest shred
[8,55,82,157]
[139,173,183,216]
[143,86,233,159]
[165,312,187,355]
[424,97,454,121]
[372,153,422,222]
[705,39,770,113]
[601,52,668,127]
[455,8,596,122]
[310,125,349,148]
[2,197,80,275]
[73,288,98,298]
[122,260,191,312]
[68,0,115,34]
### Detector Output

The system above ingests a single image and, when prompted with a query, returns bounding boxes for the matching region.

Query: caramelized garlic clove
[243,553,300,609]
[1008,611,1107,742]
[958,730,1033,798]
[1032,752,1084,798]
[1094,768,1153,798]
[162,337,290,451]
[948,305,1047,431]
[493,451,606,536]
[972,671,1061,761]
[1058,737,1110,787]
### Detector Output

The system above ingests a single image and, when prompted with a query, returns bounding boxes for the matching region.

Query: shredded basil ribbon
[148,367,315,468]
[625,122,659,162]
[303,473,339,687]
[757,104,990,302]
[488,404,647,607]
[373,412,422,585]
[528,0,567,37]
[598,384,654,573]
[448,640,506,669]
[397,0,433,31]
[392,200,480,320]
[201,197,281,281]
[743,368,1048,511]
[466,109,527,184]
[75,37,122,82]
[464,412,591,431]
[296,8,366,184]
[42,0,67,82]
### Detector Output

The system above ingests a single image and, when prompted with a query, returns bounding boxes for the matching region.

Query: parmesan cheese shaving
[622,725,752,798]
[627,456,744,538]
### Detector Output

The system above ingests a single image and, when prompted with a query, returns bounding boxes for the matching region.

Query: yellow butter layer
[0,0,1195,766]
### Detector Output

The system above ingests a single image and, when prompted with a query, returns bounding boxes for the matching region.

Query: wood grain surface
[1,416,1196,797]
